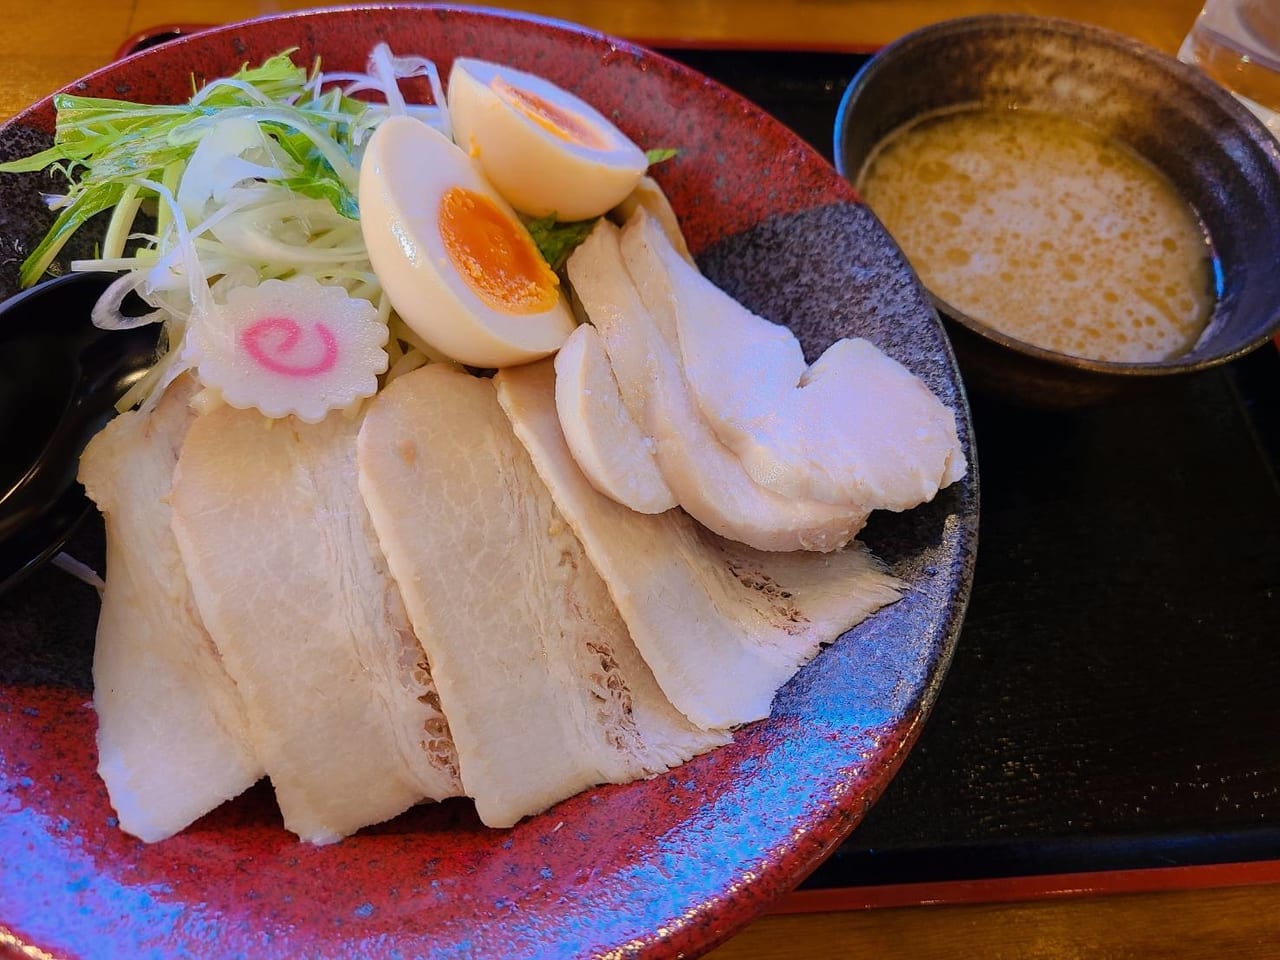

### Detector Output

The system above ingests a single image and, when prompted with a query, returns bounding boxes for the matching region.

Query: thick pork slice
[169,406,461,844]
[357,364,727,828]
[565,219,866,552]
[78,375,262,842]
[494,360,904,731]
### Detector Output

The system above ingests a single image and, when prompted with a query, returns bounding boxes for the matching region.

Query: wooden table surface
[4,1,1279,957]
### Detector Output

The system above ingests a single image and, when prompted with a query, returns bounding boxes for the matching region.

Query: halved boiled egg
[359,115,576,368]
[447,58,648,222]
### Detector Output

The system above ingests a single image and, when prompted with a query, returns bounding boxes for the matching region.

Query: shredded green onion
[0,45,451,414]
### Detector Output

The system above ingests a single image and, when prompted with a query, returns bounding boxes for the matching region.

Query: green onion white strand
[0,45,450,414]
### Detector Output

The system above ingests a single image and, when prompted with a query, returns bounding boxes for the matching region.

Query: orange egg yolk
[438,187,560,315]
[491,76,611,150]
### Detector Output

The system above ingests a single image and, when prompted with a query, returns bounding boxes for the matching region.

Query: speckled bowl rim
[834,13,1280,378]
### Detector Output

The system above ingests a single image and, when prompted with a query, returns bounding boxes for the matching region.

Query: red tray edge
[770,859,1280,913]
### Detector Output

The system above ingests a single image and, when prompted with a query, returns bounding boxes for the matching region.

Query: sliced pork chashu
[566,218,865,552]
[357,364,727,828]
[79,374,262,842]
[621,209,967,509]
[169,405,461,844]
[494,360,904,731]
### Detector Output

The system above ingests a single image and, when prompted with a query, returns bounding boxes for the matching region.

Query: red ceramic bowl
[0,6,978,958]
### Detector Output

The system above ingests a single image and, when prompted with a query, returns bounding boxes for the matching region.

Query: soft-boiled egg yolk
[447,58,649,222]
[438,187,560,314]
[490,76,612,150]
[359,115,576,368]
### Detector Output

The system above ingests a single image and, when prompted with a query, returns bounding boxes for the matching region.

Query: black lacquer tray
[5,41,1278,899]
[667,47,1280,892]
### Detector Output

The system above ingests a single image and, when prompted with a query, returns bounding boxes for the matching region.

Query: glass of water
[1179,0,1280,135]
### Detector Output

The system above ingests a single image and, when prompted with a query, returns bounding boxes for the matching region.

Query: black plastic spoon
[0,272,160,594]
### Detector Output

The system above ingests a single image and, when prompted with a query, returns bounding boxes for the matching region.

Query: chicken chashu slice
[78,374,262,842]
[494,360,905,731]
[566,218,865,553]
[169,405,461,844]
[357,364,728,828]
[621,208,967,509]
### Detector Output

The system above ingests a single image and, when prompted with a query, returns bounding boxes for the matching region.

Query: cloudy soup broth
[857,108,1216,363]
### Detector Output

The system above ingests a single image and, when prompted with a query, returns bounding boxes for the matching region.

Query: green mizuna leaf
[645,147,679,165]
[524,213,599,271]
[0,50,370,286]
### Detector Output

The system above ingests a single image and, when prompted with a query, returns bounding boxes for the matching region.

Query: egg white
[359,115,576,368]
[447,58,648,222]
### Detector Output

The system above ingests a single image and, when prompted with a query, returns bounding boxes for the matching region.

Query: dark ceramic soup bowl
[835,14,1280,407]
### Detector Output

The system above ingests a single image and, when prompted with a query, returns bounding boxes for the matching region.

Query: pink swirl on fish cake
[240,316,339,378]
